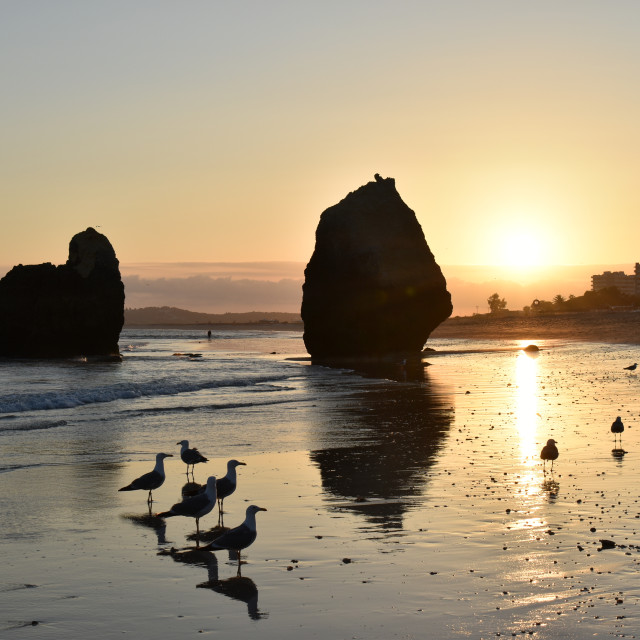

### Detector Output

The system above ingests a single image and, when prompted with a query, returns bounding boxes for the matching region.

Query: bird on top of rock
[177,439,208,476]
[623,363,638,371]
[202,505,266,575]
[119,452,173,503]
[611,416,624,448]
[540,439,558,473]
[216,459,246,521]
[157,475,217,545]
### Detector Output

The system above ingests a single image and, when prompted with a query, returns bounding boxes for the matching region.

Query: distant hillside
[124,306,302,326]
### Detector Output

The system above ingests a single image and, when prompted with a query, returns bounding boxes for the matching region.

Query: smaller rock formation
[301,175,452,360]
[0,228,125,358]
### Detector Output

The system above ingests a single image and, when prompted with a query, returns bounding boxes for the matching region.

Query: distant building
[591,263,640,296]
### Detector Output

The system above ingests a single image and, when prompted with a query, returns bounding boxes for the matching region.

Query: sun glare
[504,233,538,267]
[496,228,545,269]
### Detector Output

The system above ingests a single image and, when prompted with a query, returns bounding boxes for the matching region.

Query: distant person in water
[207,330,211,339]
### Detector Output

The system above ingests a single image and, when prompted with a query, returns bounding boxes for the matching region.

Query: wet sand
[2,339,640,638]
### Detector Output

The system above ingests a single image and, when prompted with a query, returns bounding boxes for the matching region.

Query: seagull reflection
[197,556,267,620]
[182,480,204,497]
[121,511,169,544]
[161,547,267,620]
[187,523,228,545]
[541,478,559,501]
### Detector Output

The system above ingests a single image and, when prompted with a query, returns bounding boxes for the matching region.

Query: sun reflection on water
[508,345,553,536]
[514,347,539,467]
[507,516,545,531]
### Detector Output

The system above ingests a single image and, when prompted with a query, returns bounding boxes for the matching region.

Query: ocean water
[1,328,640,638]
[0,328,318,472]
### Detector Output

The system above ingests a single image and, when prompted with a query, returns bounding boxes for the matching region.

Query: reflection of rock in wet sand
[161,547,267,620]
[308,366,453,528]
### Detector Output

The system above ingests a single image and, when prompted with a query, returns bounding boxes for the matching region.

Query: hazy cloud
[124,274,304,313]
[120,261,306,281]
[2,261,615,317]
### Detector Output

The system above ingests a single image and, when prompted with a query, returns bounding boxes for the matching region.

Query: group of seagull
[540,362,635,472]
[118,440,266,572]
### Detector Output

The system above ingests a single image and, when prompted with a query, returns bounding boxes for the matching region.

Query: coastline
[124,322,304,332]
[124,310,640,345]
[431,309,640,345]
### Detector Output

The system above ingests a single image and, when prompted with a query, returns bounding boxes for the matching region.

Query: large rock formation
[0,227,125,358]
[301,175,452,359]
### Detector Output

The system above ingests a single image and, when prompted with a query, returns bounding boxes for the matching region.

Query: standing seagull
[540,439,559,473]
[624,363,638,371]
[157,476,217,546]
[119,453,173,504]
[611,416,624,448]
[202,505,266,575]
[216,459,246,521]
[177,440,208,476]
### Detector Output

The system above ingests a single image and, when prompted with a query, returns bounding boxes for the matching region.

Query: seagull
[624,363,638,371]
[202,505,266,575]
[119,453,173,503]
[157,476,217,545]
[611,416,624,448]
[216,459,246,521]
[177,440,208,476]
[540,439,559,473]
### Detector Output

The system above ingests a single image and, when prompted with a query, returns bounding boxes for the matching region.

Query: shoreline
[124,322,303,331]
[124,310,640,345]
[430,309,640,344]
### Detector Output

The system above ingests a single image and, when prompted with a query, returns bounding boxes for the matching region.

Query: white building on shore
[591,263,640,296]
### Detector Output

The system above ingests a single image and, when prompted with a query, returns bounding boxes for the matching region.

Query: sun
[496,229,544,269]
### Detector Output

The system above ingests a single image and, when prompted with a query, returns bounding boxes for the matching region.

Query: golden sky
[2,2,639,271]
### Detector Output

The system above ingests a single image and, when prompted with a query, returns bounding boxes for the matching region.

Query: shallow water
[1,331,639,638]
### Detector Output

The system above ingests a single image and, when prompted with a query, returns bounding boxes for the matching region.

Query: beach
[1,328,639,638]
[432,310,640,345]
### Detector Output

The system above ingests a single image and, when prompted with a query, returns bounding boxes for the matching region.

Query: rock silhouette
[301,175,452,359]
[0,227,125,357]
